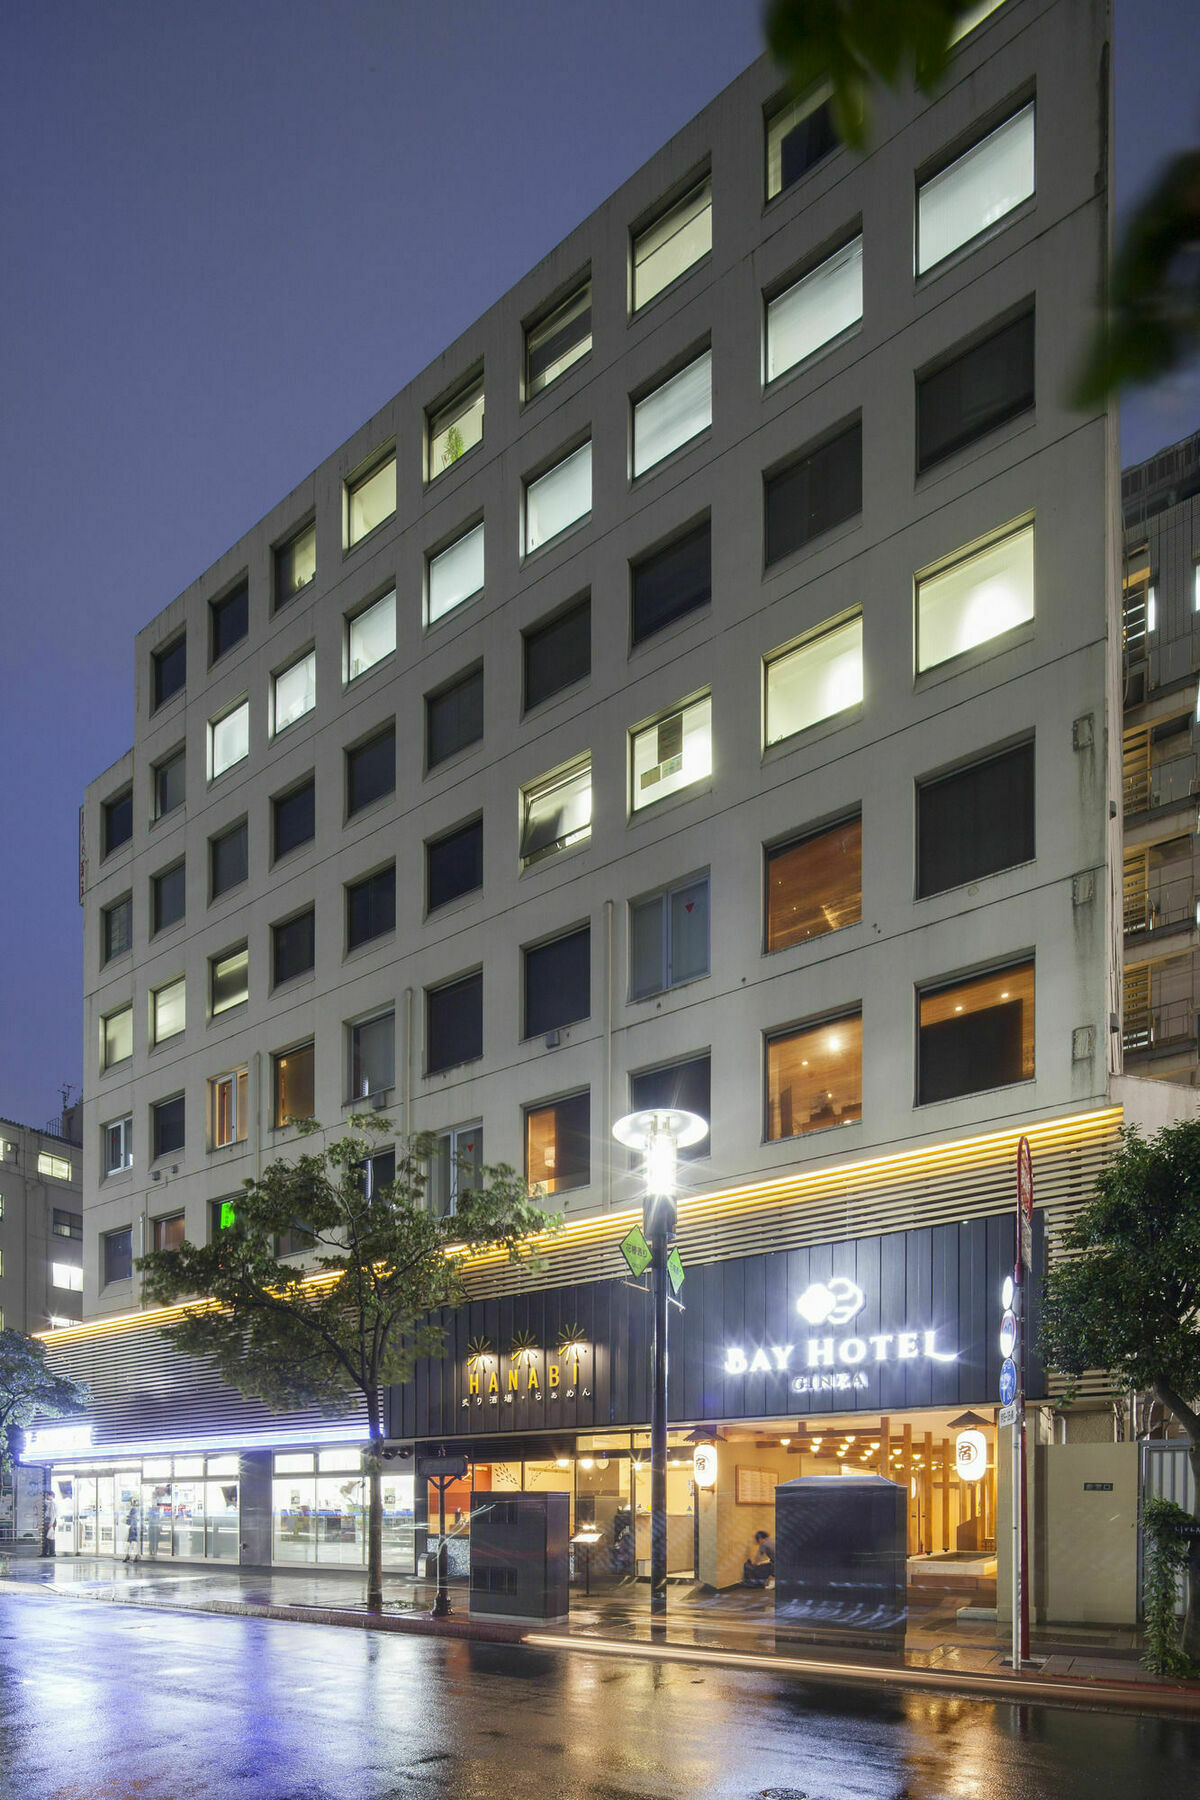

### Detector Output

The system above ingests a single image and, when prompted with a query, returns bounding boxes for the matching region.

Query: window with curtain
[632,179,712,311]
[766,238,862,382]
[631,519,711,644]
[152,977,186,1044]
[426,665,484,768]
[916,308,1035,471]
[918,961,1034,1103]
[917,103,1035,274]
[526,282,592,397]
[524,927,590,1038]
[209,700,249,778]
[346,864,396,949]
[346,725,395,815]
[350,1013,395,1099]
[523,595,590,711]
[426,817,483,912]
[348,591,396,681]
[765,418,862,565]
[525,442,592,553]
[428,522,485,623]
[273,651,316,734]
[347,451,396,545]
[210,820,248,898]
[633,351,712,476]
[427,972,483,1074]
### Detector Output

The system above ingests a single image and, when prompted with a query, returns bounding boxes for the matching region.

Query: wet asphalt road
[0,1593,1197,1800]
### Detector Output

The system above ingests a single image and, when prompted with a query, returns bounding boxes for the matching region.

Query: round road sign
[999,1308,1017,1359]
[1018,1136,1033,1222]
[1000,1358,1018,1407]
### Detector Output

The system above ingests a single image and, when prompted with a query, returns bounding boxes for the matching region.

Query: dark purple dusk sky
[1,1,1195,1131]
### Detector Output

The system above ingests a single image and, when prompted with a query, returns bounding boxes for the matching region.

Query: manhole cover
[758,1790,808,1799]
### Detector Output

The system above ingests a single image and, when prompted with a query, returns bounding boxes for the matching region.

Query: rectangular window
[274,1042,315,1127]
[103,1228,133,1286]
[630,1055,710,1158]
[916,520,1034,671]
[525,1092,590,1194]
[428,523,485,624]
[766,85,837,199]
[273,909,315,986]
[632,178,711,311]
[103,788,133,855]
[918,961,1034,1104]
[766,816,862,951]
[520,758,591,867]
[153,1214,185,1253]
[103,1116,133,1175]
[52,1262,84,1291]
[273,650,316,734]
[152,976,186,1044]
[427,817,483,912]
[210,1069,249,1149]
[210,819,248,899]
[152,635,186,709]
[36,1152,72,1182]
[152,1094,186,1159]
[525,442,592,554]
[103,1004,133,1069]
[210,581,248,662]
[152,861,186,934]
[211,1197,238,1236]
[917,104,1035,275]
[916,308,1034,471]
[765,418,862,565]
[766,1012,862,1139]
[154,749,186,819]
[524,926,590,1038]
[346,724,395,815]
[523,595,590,711]
[631,694,712,811]
[347,451,396,546]
[918,740,1034,898]
[348,590,396,681]
[526,281,591,397]
[53,1208,83,1239]
[275,521,316,609]
[630,874,709,999]
[426,665,484,769]
[631,518,711,645]
[427,971,483,1074]
[210,944,249,1016]
[273,777,315,860]
[429,1124,483,1217]
[347,864,396,949]
[633,351,712,477]
[360,1148,396,1201]
[350,1012,395,1099]
[766,237,862,382]
[765,615,863,746]
[209,700,249,779]
[102,895,132,963]
[428,379,484,478]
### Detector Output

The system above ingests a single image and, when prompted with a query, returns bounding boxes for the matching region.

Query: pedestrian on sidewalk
[742,1530,775,1588]
[123,1500,140,1563]
[40,1485,56,1558]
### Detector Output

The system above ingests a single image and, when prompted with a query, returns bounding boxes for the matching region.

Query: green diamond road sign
[620,1224,652,1278]
[666,1246,685,1293]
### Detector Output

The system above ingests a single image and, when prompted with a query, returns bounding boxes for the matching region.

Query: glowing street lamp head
[613,1108,707,1198]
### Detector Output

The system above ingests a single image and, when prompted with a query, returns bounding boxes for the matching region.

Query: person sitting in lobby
[743,1529,775,1587]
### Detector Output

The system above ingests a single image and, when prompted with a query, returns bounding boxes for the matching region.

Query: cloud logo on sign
[795,1278,864,1327]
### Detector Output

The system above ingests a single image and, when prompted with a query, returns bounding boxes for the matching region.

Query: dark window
[273,909,315,985]
[347,864,396,949]
[916,309,1035,472]
[350,1012,394,1099]
[766,817,862,951]
[347,725,395,815]
[102,896,132,963]
[210,581,249,661]
[154,749,186,819]
[210,820,248,899]
[152,636,186,709]
[102,789,133,856]
[523,596,591,710]
[275,520,316,609]
[917,742,1035,898]
[631,519,711,646]
[426,666,484,769]
[154,1214,185,1253]
[765,418,862,566]
[103,1228,133,1285]
[360,1148,396,1200]
[427,971,483,1074]
[630,1055,711,1158]
[918,961,1035,1104]
[525,1091,590,1193]
[524,927,590,1038]
[152,862,186,934]
[427,818,483,912]
[779,96,837,190]
[273,778,315,860]
[152,1095,185,1159]
[53,1208,83,1240]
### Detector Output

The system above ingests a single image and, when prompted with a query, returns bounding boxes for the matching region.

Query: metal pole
[1018,1274,1031,1663]
[649,1204,669,1621]
[433,1479,450,1618]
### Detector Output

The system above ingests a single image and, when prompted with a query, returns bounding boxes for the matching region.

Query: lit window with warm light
[765,614,862,746]
[210,1068,249,1148]
[346,449,396,546]
[525,1092,590,1194]
[766,815,862,951]
[916,521,1034,673]
[918,961,1035,1104]
[427,378,484,480]
[765,1012,862,1140]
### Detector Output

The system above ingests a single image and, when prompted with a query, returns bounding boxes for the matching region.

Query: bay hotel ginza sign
[723,1277,957,1396]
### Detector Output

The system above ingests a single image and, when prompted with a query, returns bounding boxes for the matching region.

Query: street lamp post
[612,1107,706,1623]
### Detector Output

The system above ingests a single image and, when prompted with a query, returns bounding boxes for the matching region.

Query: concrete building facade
[0,1109,83,1338]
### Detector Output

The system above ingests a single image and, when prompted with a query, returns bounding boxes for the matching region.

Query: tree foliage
[1142,1496,1196,1678]
[0,1329,89,1475]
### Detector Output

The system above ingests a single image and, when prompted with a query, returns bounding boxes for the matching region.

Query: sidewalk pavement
[2,1554,1198,1716]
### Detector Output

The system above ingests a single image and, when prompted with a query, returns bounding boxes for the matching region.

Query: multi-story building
[0,1107,83,1337]
[1121,429,1200,1086]
[28,0,1174,1620]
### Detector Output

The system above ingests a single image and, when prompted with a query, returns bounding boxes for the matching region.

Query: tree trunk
[1184,1438,1200,1661]
[365,1390,384,1614]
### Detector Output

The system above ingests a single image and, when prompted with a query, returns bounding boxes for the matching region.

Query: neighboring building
[29,0,1171,1621]
[1121,429,1200,1086]
[0,1108,83,1336]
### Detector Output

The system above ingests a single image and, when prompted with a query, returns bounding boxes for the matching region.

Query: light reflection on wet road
[0,1593,1196,1800]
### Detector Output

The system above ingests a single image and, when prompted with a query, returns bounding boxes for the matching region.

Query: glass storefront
[271,1448,414,1569]
[51,1454,239,1562]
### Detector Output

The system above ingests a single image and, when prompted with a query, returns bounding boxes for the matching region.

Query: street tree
[764,0,1200,402]
[0,1328,89,1475]
[139,1119,556,1611]
[1039,1119,1200,1658]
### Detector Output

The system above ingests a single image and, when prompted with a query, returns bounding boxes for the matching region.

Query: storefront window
[270,1446,397,1568]
[49,1456,237,1564]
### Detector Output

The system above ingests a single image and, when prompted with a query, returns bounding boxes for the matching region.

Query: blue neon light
[21,1422,369,1464]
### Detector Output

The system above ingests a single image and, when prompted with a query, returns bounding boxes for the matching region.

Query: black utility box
[774,1474,907,1648]
[468,1491,569,1621]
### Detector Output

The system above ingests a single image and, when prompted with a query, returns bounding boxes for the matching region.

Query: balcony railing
[1124,752,1197,816]
[1124,875,1197,937]
[1123,997,1200,1055]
